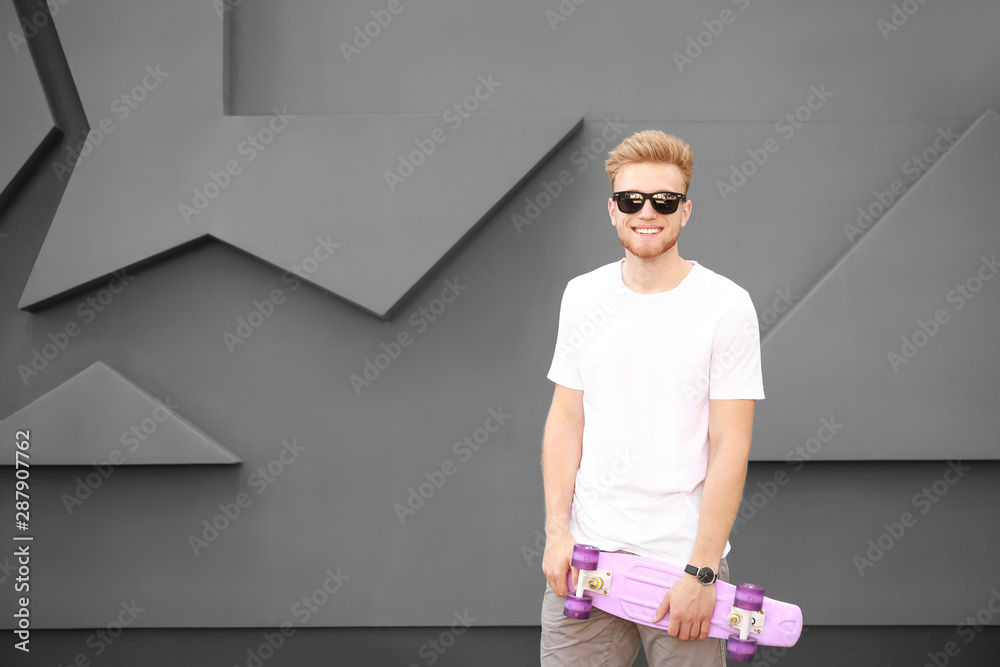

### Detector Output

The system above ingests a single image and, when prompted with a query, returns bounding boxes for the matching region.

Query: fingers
[676,619,691,642]
[667,604,679,638]
[652,592,669,625]
[674,617,709,642]
[556,563,570,598]
[543,567,563,598]
[665,610,701,641]
[678,618,710,641]
[556,571,567,598]
[570,565,579,593]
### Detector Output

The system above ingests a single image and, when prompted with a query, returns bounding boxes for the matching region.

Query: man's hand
[652,574,717,640]
[541,532,579,598]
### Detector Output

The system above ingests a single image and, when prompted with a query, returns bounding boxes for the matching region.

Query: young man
[540,130,764,666]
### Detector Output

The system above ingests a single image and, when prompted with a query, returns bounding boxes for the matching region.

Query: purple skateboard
[563,544,802,663]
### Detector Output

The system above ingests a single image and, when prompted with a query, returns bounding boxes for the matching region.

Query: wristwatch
[684,564,717,585]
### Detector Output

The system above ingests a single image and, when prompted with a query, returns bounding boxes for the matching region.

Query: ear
[680,200,692,227]
[608,197,617,227]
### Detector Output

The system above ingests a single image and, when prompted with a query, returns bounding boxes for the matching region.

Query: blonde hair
[605,130,693,193]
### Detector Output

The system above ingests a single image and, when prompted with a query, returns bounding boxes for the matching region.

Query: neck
[622,249,692,294]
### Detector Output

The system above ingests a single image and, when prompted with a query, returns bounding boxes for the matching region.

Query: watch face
[696,567,716,585]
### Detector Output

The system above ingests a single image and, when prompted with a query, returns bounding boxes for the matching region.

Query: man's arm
[653,398,756,639]
[540,383,585,598]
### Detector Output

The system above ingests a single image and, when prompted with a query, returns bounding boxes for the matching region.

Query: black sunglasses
[612,191,687,215]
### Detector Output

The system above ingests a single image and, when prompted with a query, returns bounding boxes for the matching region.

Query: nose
[638,199,659,219]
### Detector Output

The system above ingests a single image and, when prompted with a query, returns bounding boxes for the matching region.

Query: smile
[632,227,662,236]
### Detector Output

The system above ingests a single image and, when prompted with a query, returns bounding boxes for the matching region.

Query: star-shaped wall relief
[13,0,582,317]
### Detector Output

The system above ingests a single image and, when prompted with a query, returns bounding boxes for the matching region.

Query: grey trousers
[540,557,730,667]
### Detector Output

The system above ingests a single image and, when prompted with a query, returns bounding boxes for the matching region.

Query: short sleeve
[546,283,585,390]
[708,292,765,400]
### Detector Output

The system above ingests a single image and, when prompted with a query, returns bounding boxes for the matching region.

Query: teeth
[635,228,660,235]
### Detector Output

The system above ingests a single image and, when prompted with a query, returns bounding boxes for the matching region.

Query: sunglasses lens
[616,192,644,214]
[650,195,679,215]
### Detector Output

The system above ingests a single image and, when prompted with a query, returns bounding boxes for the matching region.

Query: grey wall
[5,626,1000,667]
[2,625,998,667]
[2,0,1000,663]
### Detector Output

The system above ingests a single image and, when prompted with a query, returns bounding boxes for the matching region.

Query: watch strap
[685,563,717,585]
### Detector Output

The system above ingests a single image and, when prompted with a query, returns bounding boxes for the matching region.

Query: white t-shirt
[547,257,764,565]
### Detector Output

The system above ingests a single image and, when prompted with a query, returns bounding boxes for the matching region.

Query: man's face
[608,162,691,260]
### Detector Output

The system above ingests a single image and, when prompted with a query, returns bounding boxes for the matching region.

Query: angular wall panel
[0,361,240,465]
[229,0,1000,122]
[729,461,999,625]
[754,110,1000,460]
[0,1,56,211]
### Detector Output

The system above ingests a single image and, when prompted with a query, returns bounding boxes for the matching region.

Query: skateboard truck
[575,569,613,597]
[728,605,765,640]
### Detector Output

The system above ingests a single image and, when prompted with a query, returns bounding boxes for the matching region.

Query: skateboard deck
[563,545,802,662]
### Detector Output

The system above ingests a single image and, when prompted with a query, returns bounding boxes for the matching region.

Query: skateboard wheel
[726,634,757,663]
[734,583,765,612]
[570,544,600,570]
[563,594,593,620]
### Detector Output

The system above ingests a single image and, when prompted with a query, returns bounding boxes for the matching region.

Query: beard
[616,223,680,259]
